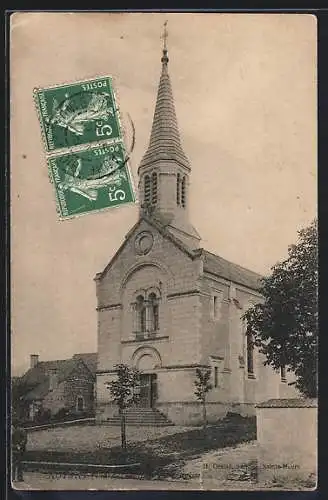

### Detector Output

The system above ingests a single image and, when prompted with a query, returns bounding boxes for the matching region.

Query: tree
[243,219,318,398]
[194,367,213,430]
[106,364,140,449]
[11,377,37,423]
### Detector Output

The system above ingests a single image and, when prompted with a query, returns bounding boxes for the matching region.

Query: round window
[135,231,154,255]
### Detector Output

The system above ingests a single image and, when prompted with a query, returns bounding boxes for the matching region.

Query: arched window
[136,295,146,334]
[148,293,159,332]
[144,175,151,204]
[151,172,158,205]
[176,173,181,206]
[246,330,255,377]
[181,176,186,208]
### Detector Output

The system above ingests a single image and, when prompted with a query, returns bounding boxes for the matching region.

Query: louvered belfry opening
[144,175,151,204]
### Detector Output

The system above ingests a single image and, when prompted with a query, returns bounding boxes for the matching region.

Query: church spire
[138,23,201,249]
[138,21,190,172]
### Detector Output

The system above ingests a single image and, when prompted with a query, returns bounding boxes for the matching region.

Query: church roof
[201,249,263,291]
[138,45,190,172]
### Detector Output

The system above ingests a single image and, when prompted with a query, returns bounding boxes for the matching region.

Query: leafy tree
[106,364,140,449]
[194,367,213,430]
[11,377,37,423]
[243,219,318,398]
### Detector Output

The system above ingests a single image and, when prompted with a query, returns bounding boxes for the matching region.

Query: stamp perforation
[34,74,138,219]
[34,75,123,153]
[47,140,137,219]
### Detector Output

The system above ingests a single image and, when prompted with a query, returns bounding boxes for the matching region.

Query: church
[94,33,297,425]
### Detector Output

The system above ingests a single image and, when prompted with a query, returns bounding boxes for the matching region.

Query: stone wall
[42,364,95,416]
[256,398,317,483]
[96,218,202,377]
[42,381,66,415]
[64,364,95,413]
[157,401,229,426]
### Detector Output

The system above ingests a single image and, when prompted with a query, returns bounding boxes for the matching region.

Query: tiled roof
[139,51,190,171]
[23,381,49,402]
[20,355,96,402]
[202,250,263,291]
[256,398,318,408]
[21,359,74,389]
[73,353,97,375]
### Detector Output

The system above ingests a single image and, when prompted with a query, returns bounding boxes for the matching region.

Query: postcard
[10,11,317,491]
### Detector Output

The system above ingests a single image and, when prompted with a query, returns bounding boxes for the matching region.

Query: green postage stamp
[48,142,136,219]
[34,77,122,152]
[34,76,137,218]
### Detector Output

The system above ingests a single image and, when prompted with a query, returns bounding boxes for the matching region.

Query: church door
[139,374,157,408]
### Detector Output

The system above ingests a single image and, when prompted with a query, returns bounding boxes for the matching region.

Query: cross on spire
[162,20,168,51]
[161,20,169,65]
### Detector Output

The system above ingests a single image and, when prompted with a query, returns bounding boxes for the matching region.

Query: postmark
[48,141,136,219]
[34,77,122,152]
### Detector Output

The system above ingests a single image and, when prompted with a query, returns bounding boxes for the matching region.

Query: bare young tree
[106,364,140,450]
[194,367,213,431]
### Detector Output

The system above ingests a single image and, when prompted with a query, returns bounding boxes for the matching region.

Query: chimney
[30,354,39,369]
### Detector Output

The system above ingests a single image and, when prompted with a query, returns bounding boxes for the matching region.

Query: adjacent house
[18,353,97,421]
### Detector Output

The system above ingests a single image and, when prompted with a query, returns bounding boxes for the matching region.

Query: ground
[27,424,193,452]
[19,422,316,491]
[183,441,259,482]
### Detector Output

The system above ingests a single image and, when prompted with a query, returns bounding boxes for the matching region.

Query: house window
[149,293,159,332]
[76,396,84,412]
[280,365,287,382]
[181,176,186,208]
[151,173,158,205]
[246,331,255,378]
[136,295,147,334]
[214,366,219,388]
[177,173,181,205]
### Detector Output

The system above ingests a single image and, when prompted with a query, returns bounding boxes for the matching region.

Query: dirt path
[181,441,315,490]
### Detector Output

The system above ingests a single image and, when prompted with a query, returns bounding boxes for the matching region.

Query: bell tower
[138,22,201,249]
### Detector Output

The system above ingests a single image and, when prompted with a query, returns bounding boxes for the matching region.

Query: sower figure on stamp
[12,421,28,482]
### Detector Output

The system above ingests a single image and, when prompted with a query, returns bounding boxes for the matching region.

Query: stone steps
[106,408,174,427]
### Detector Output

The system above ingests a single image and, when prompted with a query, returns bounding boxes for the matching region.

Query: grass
[24,414,256,479]
[146,414,256,460]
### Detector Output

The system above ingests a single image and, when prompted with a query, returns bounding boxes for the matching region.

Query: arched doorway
[132,347,162,408]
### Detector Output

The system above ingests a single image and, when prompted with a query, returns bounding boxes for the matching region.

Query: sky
[10,12,317,375]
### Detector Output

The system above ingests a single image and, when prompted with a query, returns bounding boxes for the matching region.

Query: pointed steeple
[138,23,201,249]
[139,22,190,172]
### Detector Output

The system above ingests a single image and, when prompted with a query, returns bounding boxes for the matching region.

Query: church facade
[95,41,297,425]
